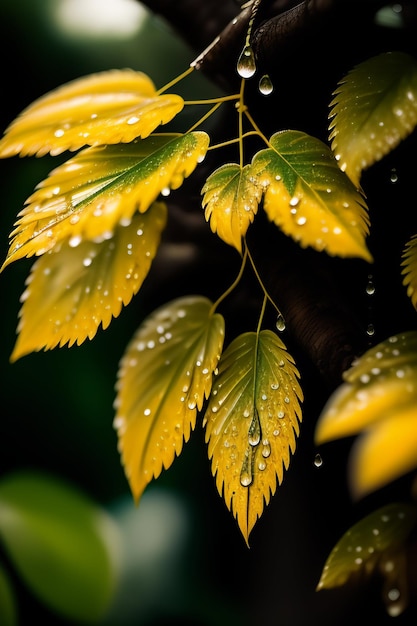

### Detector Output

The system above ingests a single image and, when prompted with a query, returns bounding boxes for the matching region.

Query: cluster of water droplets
[235,0,274,96]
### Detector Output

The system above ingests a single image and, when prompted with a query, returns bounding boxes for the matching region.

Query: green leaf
[201,163,263,252]
[0,563,17,626]
[329,51,417,187]
[401,233,417,311]
[10,203,167,360]
[0,70,184,157]
[0,471,121,623]
[317,502,417,591]
[203,330,303,544]
[315,331,417,498]
[114,296,225,503]
[1,132,209,269]
[252,130,372,261]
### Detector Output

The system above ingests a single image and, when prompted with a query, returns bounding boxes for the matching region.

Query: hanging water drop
[390,168,398,183]
[237,45,256,78]
[314,453,323,468]
[366,274,375,295]
[258,74,273,95]
[276,313,286,332]
[367,323,375,336]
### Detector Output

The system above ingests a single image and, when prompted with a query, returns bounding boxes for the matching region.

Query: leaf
[315,331,417,498]
[329,51,417,187]
[201,163,263,252]
[0,471,121,623]
[317,502,417,591]
[0,563,17,626]
[252,130,372,261]
[203,330,303,544]
[114,296,225,503]
[10,203,167,361]
[0,70,184,157]
[401,233,417,311]
[1,132,209,269]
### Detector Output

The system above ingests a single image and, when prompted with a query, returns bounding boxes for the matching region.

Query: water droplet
[366,323,375,336]
[262,439,271,458]
[314,453,323,467]
[240,447,253,486]
[366,274,375,295]
[237,45,256,78]
[276,313,286,332]
[248,410,261,446]
[258,74,273,95]
[69,235,82,248]
[390,168,398,183]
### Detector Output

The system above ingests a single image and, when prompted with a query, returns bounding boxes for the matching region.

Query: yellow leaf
[114,296,225,503]
[201,163,263,252]
[315,331,417,498]
[349,405,417,499]
[401,233,417,311]
[0,70,184,157]
[203,330,303,544]
[252,131,372,261]
[10,203,167,360]
[1,132,209,269]
[329,51,417,187]
[317,502,417,592]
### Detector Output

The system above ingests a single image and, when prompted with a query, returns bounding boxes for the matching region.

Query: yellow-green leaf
[203,330,303,544]
[201,163,263,252]
[317,502,417,593]
[114,296,225,503]
[349,405,417,500]
[10,203,167,360]
[329,51,417,187]
[401,233,417,311]
[315,331,417,498]
[1,132,209,269]
[252,130,372,261]
[0,70,184,157]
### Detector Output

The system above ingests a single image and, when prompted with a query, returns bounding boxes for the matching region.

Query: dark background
[0,1,416,625]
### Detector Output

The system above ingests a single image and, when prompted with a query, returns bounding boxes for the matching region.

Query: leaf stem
[184,94,240,105]
[238,79,246,168]
[245,241,281,316]
[256,294,268,335]
[210,247,248,315]
[185,102,224,133]
[244,109,270,146]
[156,66,195,95]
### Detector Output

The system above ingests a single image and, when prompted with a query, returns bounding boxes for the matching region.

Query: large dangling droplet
[237,44,257,78]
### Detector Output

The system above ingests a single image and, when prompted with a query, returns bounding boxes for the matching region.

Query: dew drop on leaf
[237,45,257,78]
[240,447,253,486]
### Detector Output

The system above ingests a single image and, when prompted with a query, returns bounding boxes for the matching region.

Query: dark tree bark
[140,0,417,391]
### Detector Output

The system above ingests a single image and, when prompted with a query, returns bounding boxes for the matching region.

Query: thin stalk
[210,247,248,315]
[157,66,195,95]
